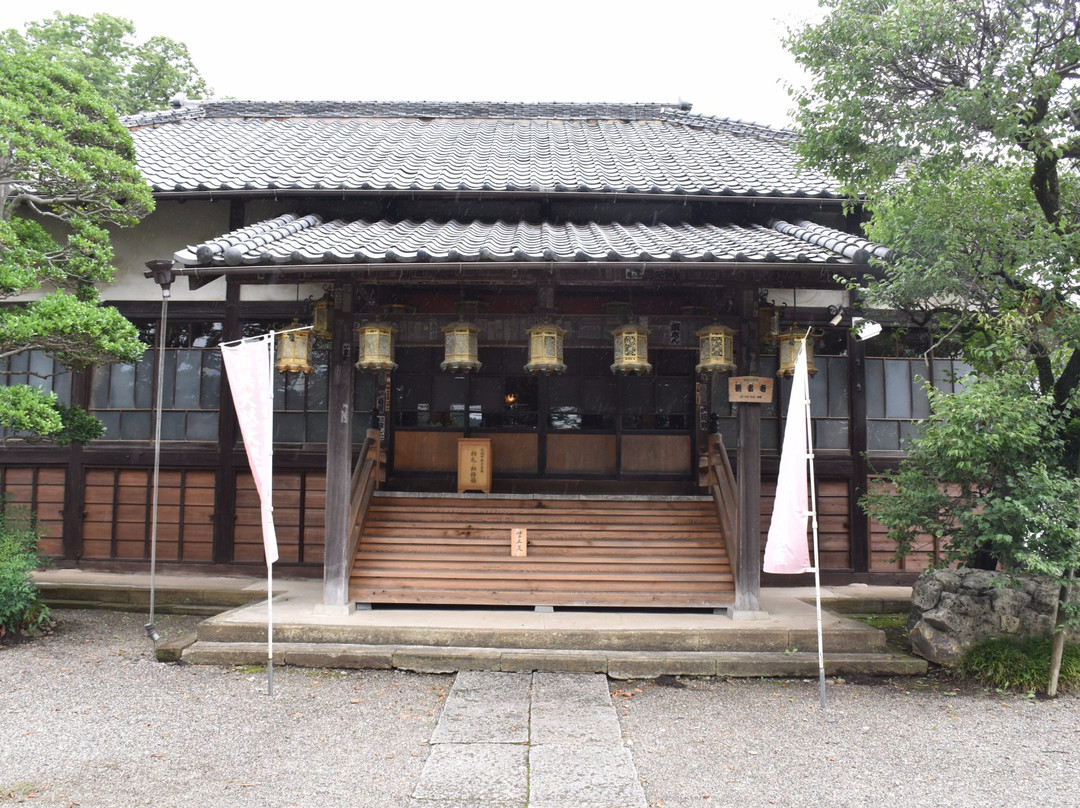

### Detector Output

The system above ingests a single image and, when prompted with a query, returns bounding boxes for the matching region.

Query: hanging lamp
[776,327,818,377]
[441,320,482,372]
[524,322,567,374]
[275,320,313,374]
[610,322,652,375]
[695,323,736,374]
[354,321,397,372]
[311,288,334,340]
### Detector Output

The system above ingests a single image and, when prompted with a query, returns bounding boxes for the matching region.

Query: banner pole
[802,337,826,711]
[267,330,275,697]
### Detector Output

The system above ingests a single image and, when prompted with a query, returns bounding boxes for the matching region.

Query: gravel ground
[3,610,1079,808]
[615,675,1080,808]
[1,610,450,807]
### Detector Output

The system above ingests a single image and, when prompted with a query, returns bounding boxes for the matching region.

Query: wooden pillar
[734,288,762,613]
[61,367,91,562]
[213,278,241,564]
[323,282,354,610]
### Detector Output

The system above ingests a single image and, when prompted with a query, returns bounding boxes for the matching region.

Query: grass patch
[958,636,1080,694]
[851,613,909,650]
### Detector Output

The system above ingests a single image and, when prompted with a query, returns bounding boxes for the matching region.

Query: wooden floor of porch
[348,492,736,609]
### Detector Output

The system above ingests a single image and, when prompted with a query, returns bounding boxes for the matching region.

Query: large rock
[908,568,1078,666]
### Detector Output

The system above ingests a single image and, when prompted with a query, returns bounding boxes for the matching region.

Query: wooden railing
[346,428,384,565]
[700,434,738,571]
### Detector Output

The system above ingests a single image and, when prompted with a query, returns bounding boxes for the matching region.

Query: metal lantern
[354,322,397,372]
[441,320,482,372]
[611,323,652,375]
[311,290,333,340]
[759,300,781,348]
[275,320,313,374]
[524,323,567,374]
[776,327,818,377]
[696,323,736,374]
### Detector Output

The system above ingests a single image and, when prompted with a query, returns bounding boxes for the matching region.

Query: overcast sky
[3,0,824,128]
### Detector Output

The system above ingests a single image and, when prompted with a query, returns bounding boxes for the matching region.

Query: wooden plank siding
[234,470,326,564]
[866,476,941,573]
[760,478,853,571]
[350,494,735,608]
[82,468,215,562]
[0,466,66,557]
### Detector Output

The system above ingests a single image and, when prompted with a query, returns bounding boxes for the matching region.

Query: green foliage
[0,12,210,115]
[0,502,52,638]
[864,348,1080,572]
[790,2,1080,583]
[959,636,1080,693]
[0,51,150,443]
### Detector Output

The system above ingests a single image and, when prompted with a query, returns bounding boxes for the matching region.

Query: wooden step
[350,494,734,609]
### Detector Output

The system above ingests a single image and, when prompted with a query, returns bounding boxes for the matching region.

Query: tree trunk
[1047,569,1075,698]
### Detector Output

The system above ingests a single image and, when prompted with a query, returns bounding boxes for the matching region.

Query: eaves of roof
[173,214,890,269]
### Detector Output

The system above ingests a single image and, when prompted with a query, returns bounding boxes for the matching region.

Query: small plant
[958,636,1080,694]
[0,501,52,640]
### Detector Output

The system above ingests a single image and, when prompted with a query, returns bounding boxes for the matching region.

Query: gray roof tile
[129,100,836,199]
[173,213,880,268]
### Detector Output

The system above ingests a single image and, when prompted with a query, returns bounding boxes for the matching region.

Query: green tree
[0,50,152,443]
[788,0,1080,693]
[0,12,210,115]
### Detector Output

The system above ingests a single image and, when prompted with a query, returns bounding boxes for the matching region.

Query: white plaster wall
[761,288,847,309]
[108,200,229,302]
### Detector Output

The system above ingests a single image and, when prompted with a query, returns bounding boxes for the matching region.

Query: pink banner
[763,345,812,574]
[221,336,278,565]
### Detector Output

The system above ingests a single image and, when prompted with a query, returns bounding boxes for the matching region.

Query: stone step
[194,613,887,654]
[180,640,927,678]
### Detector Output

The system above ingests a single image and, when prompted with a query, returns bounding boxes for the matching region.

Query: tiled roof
[174,214,883,267]
[128,100,835,199]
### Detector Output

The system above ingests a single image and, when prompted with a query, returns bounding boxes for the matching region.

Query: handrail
[701,434,738,571]
[346,428,383,565]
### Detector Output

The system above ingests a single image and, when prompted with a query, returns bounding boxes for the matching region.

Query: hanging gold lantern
[524,323,567,374]
[759,300,781,349]
[611,323,652,375]
[354,322,397,372]
[275,320,313,374]
[311,289,334,340]
[441,320,482,372]
[776,327,818,377]
[696,323,736,374]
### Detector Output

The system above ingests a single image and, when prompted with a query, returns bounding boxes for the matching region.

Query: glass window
[90,320,224,442]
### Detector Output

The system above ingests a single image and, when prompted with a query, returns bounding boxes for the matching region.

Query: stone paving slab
[411,671,646,807]
[410,743,528,808]
[529,744,646,808]
[430,671,530,744]
[530,672,623,746]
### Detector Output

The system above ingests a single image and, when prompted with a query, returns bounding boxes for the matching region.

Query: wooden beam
[323,282,355,608]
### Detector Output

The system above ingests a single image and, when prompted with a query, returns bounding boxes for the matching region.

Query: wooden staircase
[349,493,735,609]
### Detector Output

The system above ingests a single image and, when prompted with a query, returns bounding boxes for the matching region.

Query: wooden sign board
[511,527,528,557]
[457,438,492,493]
[728,376,773,403]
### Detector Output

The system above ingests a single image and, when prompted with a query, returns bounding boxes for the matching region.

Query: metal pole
[267,330,275,697]
[801,337,827,711]
[146,294,169,650]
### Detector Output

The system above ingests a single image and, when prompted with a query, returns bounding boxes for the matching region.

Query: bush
[0,503,52,638]
[959,636,1080,694]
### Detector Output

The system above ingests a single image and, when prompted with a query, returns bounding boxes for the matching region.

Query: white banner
[763,343,812,574]
[221,335,279,565]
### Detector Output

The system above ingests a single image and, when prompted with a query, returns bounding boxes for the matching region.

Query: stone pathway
[410,671,647,808]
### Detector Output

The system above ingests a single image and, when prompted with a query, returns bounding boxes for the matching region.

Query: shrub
[0,503,52,638]
[959,636,1080,694]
